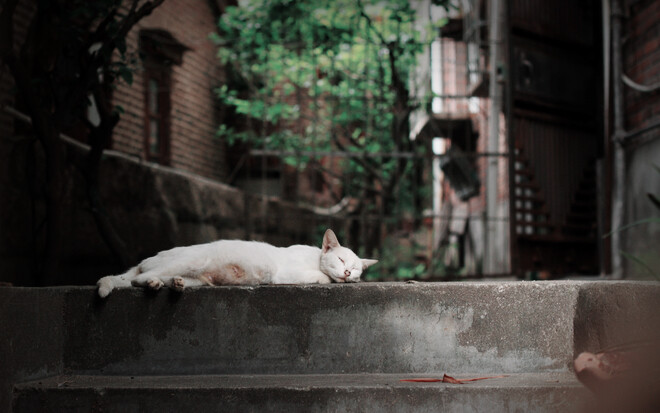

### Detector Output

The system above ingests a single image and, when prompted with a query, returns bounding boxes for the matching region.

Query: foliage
[212,0,446,217]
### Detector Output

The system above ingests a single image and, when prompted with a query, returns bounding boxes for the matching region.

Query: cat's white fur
[97,229,377,297]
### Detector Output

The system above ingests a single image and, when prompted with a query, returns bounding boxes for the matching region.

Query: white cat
[97,229,377,297]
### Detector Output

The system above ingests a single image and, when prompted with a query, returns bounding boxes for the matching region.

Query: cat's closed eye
[338,257,345,264]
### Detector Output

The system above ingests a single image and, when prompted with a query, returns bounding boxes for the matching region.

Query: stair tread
[515,196,545,203]
[563,223,595,230]
[13,373,589,413]
[515,208,549,215]
[566,211,596,217]
[572,200,596,206]
[17,372,582,390]
[516,222,555,228]
[517,234,595,244]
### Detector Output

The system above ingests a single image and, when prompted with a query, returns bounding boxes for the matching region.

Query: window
[143,65,171,164]
[139,30,188,165]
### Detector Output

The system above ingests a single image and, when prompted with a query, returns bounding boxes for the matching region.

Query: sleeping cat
[97,229,377,297]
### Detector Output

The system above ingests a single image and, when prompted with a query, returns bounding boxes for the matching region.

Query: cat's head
[319,229,378,283]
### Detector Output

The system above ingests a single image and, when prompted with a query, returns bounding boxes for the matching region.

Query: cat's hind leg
[132,250,207,292]
[97,266,139,298]
[169,276,206,292]
[131,272,165,291]
[131,273,207,292]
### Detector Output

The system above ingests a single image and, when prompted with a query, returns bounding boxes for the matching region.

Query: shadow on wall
[0,138,341,286]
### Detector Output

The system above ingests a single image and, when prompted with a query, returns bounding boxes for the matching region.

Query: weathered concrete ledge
[1,281,659,413]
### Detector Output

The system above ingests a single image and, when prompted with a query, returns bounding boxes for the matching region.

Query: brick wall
[623,0,660,132]
[111,0,229,181]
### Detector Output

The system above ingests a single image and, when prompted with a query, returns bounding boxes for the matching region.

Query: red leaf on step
[400,374,508,384]
[452,375,509,383]
[441,374,464,384]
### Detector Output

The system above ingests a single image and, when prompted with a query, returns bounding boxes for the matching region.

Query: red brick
[623,0,660,132]
[110,0,228,181]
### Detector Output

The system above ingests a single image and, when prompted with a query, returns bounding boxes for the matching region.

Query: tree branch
[115,0,165,45]
[70,0,166,135]
[87,0,165,83]
[81,80,131,267]
[90,6,119,45]
[308,161,381,200]
[330,132,383,183]
[356,0,387,46]
[0,0,19,57]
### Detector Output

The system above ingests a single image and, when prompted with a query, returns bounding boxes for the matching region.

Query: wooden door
[507,0,603,275]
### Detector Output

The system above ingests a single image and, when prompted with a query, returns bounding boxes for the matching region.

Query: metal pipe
[611,0,625,279]
[505,0,518,276]
[249,149,509,159]
[485,0,502,274]
[600,0,611,276]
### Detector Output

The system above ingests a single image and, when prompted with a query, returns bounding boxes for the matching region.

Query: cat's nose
[344,270,350,277]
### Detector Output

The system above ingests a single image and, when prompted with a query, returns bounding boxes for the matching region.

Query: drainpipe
[485,0,502,274]
[611,0,624,279]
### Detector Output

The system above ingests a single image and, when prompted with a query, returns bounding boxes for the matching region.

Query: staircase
[512,148,554,237]
[562,160,598,240]
[3,282,659,412]
[512,146,599,274]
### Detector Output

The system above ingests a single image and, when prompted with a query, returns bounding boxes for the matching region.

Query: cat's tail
[97,266,139,298]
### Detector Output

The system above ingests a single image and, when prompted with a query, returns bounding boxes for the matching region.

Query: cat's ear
[361,259,378,270]
[322,229,340,252]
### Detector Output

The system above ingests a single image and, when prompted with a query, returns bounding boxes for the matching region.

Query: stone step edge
[16,372,583,390]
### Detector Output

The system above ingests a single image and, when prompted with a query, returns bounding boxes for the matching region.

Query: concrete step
[54,283,584,375]
[13,373,589,413]
[3,281,660,413]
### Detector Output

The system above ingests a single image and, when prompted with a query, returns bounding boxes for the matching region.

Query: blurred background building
[1,0,658,285]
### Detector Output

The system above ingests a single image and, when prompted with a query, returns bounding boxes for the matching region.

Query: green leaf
[208,32,221,44]
[619,250,659,280]
[116,37,127,56]
[118,66,133,85]
[604,218,660,238]
[648,193,660,211]
[267,103,284,121]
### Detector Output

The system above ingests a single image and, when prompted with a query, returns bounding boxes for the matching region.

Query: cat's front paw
[171,276,185,292]
[147,277,164,291]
